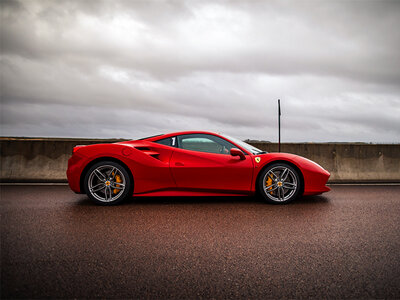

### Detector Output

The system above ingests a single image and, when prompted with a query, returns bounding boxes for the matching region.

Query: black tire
[258,162,302,204]
[84,160,132,205]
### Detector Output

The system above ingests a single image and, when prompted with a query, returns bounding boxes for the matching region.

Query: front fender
[251,153,330,195]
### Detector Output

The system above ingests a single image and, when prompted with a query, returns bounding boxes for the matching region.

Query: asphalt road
[1,185,399,299]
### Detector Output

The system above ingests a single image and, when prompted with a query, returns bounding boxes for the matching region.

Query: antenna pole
[278,99,281,152]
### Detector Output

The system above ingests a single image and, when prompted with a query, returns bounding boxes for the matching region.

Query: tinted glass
[154,136,177,147]
[177,134,238,155]
[221,134,266,154]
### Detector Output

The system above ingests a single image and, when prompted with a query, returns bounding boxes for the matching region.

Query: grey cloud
[1,0,400,142]
[3,1,400,82]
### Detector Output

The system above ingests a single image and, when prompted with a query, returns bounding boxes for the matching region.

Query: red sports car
[67,131,330,205]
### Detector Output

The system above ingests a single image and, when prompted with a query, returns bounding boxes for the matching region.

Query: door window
[177,134,238,155]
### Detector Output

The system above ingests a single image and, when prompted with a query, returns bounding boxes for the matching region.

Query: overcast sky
[1,0,400,142]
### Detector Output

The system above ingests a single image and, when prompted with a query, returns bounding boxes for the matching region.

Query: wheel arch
[80,156,134,194]
[255,160,305,196]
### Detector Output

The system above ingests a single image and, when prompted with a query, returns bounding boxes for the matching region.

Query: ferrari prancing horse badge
[255,157,261,163]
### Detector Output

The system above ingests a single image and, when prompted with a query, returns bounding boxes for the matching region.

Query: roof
[142,131,220,141]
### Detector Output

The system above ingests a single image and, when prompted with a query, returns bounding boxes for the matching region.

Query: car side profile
[67,131,330,205]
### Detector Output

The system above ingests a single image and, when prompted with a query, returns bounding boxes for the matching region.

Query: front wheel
[84,161,132,205]
[258,163,302,204]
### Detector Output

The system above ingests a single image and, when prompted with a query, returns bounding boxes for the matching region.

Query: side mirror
[230,148,245,160]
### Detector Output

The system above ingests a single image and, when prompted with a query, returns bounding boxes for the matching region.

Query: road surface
[1,185,399,299]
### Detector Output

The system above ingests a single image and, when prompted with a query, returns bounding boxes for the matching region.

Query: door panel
[170,148,254,192]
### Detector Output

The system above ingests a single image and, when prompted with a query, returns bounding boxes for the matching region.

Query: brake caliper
[113,174,122,194]
[266,176,273,194]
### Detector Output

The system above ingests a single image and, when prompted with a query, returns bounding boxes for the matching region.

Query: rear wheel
[84,161,132,205]
[258,162,302,204]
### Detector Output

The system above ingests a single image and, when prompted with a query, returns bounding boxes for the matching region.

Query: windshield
[221,134,267,155]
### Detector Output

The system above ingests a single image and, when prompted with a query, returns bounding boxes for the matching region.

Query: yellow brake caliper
[266,176,274,194]
[113,173,122,194]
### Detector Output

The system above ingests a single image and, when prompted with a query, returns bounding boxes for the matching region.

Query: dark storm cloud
[1,0,400,142]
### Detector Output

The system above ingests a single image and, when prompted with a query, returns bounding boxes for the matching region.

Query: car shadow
[72,194,330,207]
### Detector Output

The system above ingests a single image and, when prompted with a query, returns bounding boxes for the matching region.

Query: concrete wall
[252,142,400,183]
[0,138,124,182]
[1,137,399,183]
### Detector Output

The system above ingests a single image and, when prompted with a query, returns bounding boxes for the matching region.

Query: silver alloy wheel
[87,165,126,203]
[262,166,298,202]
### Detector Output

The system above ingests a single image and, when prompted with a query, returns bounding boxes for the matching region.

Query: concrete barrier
[0,138,124,183]
[251,142,400,183]
[1,137,399,183]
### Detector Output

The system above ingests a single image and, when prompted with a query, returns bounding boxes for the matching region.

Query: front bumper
[303,169,331,196]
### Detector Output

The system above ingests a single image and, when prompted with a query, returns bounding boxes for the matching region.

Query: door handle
[175,162,184,166]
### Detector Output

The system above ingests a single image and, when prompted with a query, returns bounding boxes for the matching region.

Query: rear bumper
[66,153,86,193]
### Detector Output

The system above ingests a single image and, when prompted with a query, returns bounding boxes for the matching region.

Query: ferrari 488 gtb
[67,131,330,205]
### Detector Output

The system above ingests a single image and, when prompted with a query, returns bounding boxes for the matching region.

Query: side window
[154,136,177,147]
[177,134,237,155]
